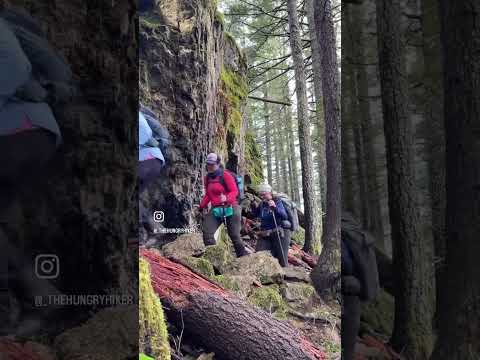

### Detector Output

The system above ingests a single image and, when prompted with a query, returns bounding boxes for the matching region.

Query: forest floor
[144,214,342,359]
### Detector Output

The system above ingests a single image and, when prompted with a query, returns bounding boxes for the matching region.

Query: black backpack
[341,212,380,301]
[273,193,300,232]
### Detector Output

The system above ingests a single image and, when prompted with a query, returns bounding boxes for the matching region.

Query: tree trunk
[310,0,341,291]
[421,0,445,327]
[140,249,326,360]
[280,110,290,195]
[430,1,480,358]
[286,0,321,255]
[285,93,301,204]
[306,0,327,208]
[273,109,283,192]
[264,87,273,186]
[375,0,434,357]
[349,3,385,247]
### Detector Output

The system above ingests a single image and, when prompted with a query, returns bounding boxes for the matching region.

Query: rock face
[5,1,138,293]
[139,0,249,231]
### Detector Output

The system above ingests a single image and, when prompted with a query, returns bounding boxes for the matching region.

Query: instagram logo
[35,254,60,279]
[153,211,164,223]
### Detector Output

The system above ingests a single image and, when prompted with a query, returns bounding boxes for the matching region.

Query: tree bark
[349,3,385,248]
[375,0,434,357]
[273,109,283,192]
[140,249,326,360]
[285,91,302,204]
[286,0,321,255]
[280,110,290,195]
[264,87,273,186]
[310,0,341,292]
[306,0,327,207]
[430,1,480,358]
[421,0,445,327]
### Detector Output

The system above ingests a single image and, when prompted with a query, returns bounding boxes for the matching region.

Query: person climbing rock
[341,212,380,360]
[138,105,170,236]
[0,12,73,335]
[197,153,247,257]
[251,183,291,267]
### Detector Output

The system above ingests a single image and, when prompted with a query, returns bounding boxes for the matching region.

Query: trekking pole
[270,207,286,264]
[222,202,228,228]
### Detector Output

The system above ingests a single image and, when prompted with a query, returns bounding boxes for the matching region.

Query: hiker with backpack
[197,153,248,258]
[138,104,170,235]
[341,212,380,360]
[0,11,73,335]
[251,183,292,267]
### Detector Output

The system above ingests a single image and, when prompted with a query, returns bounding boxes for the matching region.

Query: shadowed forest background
[343,0,479,359]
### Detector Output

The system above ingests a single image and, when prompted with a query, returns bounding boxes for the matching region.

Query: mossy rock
[245,130,263,186]
[248,285,288,319]
[139,259,171,360]
[213,274,256,298]
[360,290,394,337]
[182,256,215,278]
[205,225,235,273]
[291,227,305,247]
[282,282,316,304]
[225,251,285,285]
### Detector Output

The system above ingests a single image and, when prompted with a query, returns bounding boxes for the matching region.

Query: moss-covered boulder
[161,233,205,259]
[213,274,256,298]
[182,256,215,278]
[247,285,288,319]
[54,306,138,360]
[224,251,285,284]
[360,290,394,337]
[282,282,316,304]
[139,258,171,360]
[291,227,305,247]
[204,224,235,273]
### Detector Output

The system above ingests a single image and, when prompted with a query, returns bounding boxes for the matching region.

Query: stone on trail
[284,266,311,283]
[161,233,205,259]
[224,251,285,284]
[213,274,257,298]
[282,282,316,304]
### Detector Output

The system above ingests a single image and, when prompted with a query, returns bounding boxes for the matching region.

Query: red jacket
[199,170,238,209]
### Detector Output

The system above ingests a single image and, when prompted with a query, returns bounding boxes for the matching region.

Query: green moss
[213,274,241,292]
[139,354,155,360]
[182,256,215,278]
[248,285,288,319]
[322,340,341,357]
[140,14,162,29]
[139,259,171,360]
[291,227,305,247]
[245,130,263,186]
[215,10,225,25]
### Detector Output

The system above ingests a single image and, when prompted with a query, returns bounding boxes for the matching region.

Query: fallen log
[290,244,318,268]
[140,249,326,360]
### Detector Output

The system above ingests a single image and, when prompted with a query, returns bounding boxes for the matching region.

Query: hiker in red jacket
[198,153,247,257]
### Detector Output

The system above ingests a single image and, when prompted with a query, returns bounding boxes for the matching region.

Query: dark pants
[256,228,290,267]
[138,158,163,229]
[202,205,246,257]
[342,295,361,360]
[138,158,163,194]
[0,129,56,216]
[0,130,58,333]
